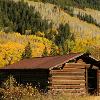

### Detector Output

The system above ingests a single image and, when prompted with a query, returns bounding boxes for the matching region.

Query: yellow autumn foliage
[0,32,56,67]
[32,42,45,57]
[72,35,100,53]
[0,42,24,67]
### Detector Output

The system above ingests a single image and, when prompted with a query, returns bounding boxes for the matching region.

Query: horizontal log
[51,71,85,74]
[49,76,85,81]
[51,72,85,76]
[51,80,85,85]
[63,66,85,69]
[51,75,84,78]
[49,85,85,89]
[64,63,90,69]
[63,68,85,70]
[63,65,85,69]
[51,69,85,72]
[52,80,85,82]
[65,63,90,66]
[51,75,85,78]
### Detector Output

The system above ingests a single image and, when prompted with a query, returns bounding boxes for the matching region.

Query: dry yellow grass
[15,94,100,100]
[0,76,100,100]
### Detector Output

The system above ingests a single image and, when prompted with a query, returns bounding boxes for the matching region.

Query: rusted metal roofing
[1,53,83,69]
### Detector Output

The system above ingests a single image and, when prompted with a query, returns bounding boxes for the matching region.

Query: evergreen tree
[77,12,100,27]
[42,47,48,57]
[55,23,73,55]
[41,0,100,10]
[0,0,51,34]
[22,42,32,59]
[50,43,58,56]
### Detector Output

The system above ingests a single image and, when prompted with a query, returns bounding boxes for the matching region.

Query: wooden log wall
[49,63,90,95]
[98,70,100,96]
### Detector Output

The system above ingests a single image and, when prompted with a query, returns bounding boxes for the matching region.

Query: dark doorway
[88,69,97,95]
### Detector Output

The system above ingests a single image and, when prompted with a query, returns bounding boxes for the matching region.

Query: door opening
[88,69,97,95]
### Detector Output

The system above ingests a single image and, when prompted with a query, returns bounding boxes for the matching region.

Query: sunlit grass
[0,76,99,100]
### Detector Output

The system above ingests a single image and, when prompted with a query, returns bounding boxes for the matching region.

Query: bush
[0,75,39,100]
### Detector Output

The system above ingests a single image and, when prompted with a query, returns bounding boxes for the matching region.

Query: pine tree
[50,43,57,56]
[42,47,48,57]
[22,42,32,59]
[0,0,51,34]
[55,23,73,55]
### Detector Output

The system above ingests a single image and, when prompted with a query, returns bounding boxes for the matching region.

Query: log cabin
[0,53,100,95]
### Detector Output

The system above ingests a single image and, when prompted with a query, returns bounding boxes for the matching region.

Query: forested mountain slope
[0,0,100,67]
[73,8,100,24]
[29,0,100,10]
[24,1,100,39]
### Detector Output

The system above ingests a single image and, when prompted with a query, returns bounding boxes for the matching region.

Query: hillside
[73,8,100,24]
[24,0,100,54]
[2,0,100,40]
[26,1,100,38]
[0,1,100,99]
[0,0,100,67]
[28,0,100,10]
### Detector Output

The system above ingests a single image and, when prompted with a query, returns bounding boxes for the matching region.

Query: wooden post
[85,67,88,95]
[97,70,99,96]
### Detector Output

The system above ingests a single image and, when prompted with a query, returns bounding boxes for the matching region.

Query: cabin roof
[0,53,83,70]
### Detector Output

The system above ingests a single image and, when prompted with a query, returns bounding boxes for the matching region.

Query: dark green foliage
[22,42,32,59]
[40,0,100,10]
[58,45,64,56]
[64,6,74,16]
[44,23,74,55]
[55,23,70,45]
[50,43,58,56]
[77,12,100,27]
[0,0,50,34]
[42,47,48,57]
[55,23,74,55]
[0,8,13,32]
[45,22,56,42]
[56,23,73,45]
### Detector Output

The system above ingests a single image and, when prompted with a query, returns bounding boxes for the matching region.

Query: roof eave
[49,53,84,70]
